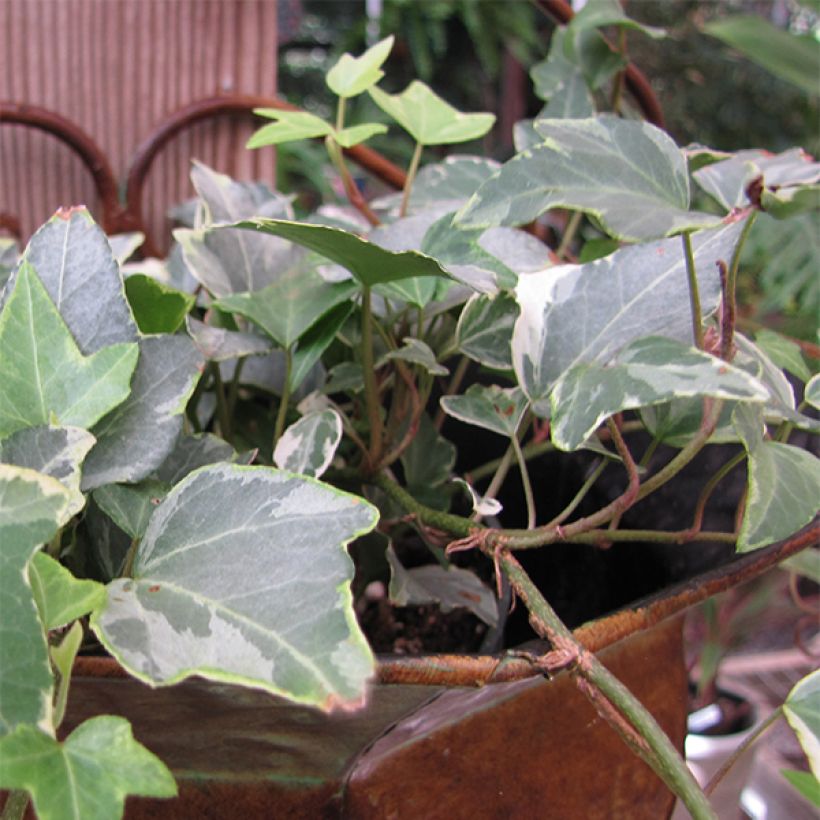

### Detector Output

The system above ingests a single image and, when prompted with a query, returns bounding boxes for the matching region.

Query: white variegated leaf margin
[273,409,343,478]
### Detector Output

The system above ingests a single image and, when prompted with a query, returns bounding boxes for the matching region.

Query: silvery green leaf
[380,338,448,376]
[81,335,204,490]
[92,480,169,540]
[29,552,106,630]
[0,263,139,439]
[640,398,737,446]
[273,409,342,478]
[451,478,503,517]
[107,232,144,265]
[513,117,542,153]
[530,28,578,101]
[369,81,495,146]
[0,425,95,523]
[806,375,820,411]
[0,238,19,290]
[440,384,528,438]
[734,404,820,552]
[457,291,519,369]
[326,35,394,98]
[215,263,357,349]
[13,208,139,352]
[754,329,811,382]
[512,220,746,408]
[540,70,595,119]
[0,717,177,819]
[550,336,768,451]
[371,155,500,217]
[0,465,69,736]
[186,316,272,362]
[401,414,455,490]
[92,464,378,711]
[154,432,241,484]
[325,362,365,395]
[386,546,498,627]
[760,184,820,220]
[783,669,820,781]
[458,116,718,241]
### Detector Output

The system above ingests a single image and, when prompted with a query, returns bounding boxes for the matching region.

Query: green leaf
[0,717,177,819]
[380,337,448,376]
[781,551,820,585]
[273,410,342,478]
[333,123,389,148]
[457,115,719,241]
[29,552,106,630]
[703,16,820,95]
[0,263,138,438]
[153,432,241,485]
[783,669,820,781]
[214,265,357,348]
[369,81,495,146]
[806,374,820,410]
[13,208,139,353]
[81,336,204,490]
[326,35,394,98]
[734,405,820,552]
[512,220,746,410]
[230,218,451,288]
[124,274,195,334]
[50,622,83,730]
[782,770,820,807]
[761,184,820,219]
[550,336,767,451]
[386,546,498,628]
[0,425,96,524]
[567,0,665,41]
[456,291,519,370]
[440,384,528,438]
[400,414,455,492]
[529,28,595,114]
[247,109,333,148]
[186,316,273,362]
[92,479,169,540]
[290,301,354,392]
[754,329,811,382]
[0,464,70,737]
[92,464,378,711]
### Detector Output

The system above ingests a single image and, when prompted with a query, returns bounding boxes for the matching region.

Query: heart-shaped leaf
[456,291,519,370]
[334,123,389,148]
[550,336,768,451]
[380,338,448,376]
[0,717,176,820]
[29,552,106,630]
[457,115,719,241]
[0,263,138,438]
[369,81,495,146]
[124,274,195,334]
[92,464,378,711]
[186,316,273,362]
[440,384,528,438]
[0,464,70,737]
[326,35,394,98]
[247,109,333,148]
[512,220,746,411]
[734,405,820,552]
[273,409,342,478]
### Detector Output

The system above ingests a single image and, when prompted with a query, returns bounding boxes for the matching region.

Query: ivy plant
[1,23,818,820]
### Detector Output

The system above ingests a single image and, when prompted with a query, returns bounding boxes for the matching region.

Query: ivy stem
[497,551,717,820]
[122,537,140,579]
[704,707,782,797]
[682,231,704,350]
[556,211,583,259]
[512,434,537,529]
[474,445,515,522]
[543,458,606,530]
[335,96,346,132]
[361,286,384,470]
[227,357,246,419]
[726,211,758,307]
[400,141,424,218]
[685,450,746,537]
[1,791,29,820]
[434,355,471,431]
[325,136,380,226]
[272,347,293,451]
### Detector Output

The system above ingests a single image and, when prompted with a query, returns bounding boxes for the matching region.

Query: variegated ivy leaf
[0,717,177,820]
[273,410,342,478]
[783,670,820,782]
[387,546,498,627]
[440,384,528,438]
[457,115,719,241]
[0,464,70,737]
[0,263,139,439]
[92,479,169,540]
[29,552,106,631]
[369,81,495,146]
[326,35,394,98]
[0,425,96,524]
[107,232,144,265]
[550,336,768,451]
[733,404,820,552]
[451,478,503,518]
[512,220,746,412]
[154,432,244,485]
[456,291,519,370]
[380,338,448,376]
[186,316,273,362]
[806,374,820,411]
[92,464,378,711]
[530,29,595,116]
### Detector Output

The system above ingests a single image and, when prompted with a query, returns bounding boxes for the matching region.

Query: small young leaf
[50,622,83,730]
[369,81,495,146]
[806,374,820,411]
[333,123,388,148]
[124,274,195,334]
[273,409,342,478]
[186,316,273,362]
[380,338,448,376]
[0,717,177,820]
[457,291,519,370]
[326,35,394,99]
[567,0,665,41]
[754,329,811,382]
[783,669,820,781]
[247,109,333,148]
[29,552,106,630]
[440,384,528,438]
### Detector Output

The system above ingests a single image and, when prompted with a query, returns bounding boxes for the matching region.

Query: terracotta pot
[60,616,685,820]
